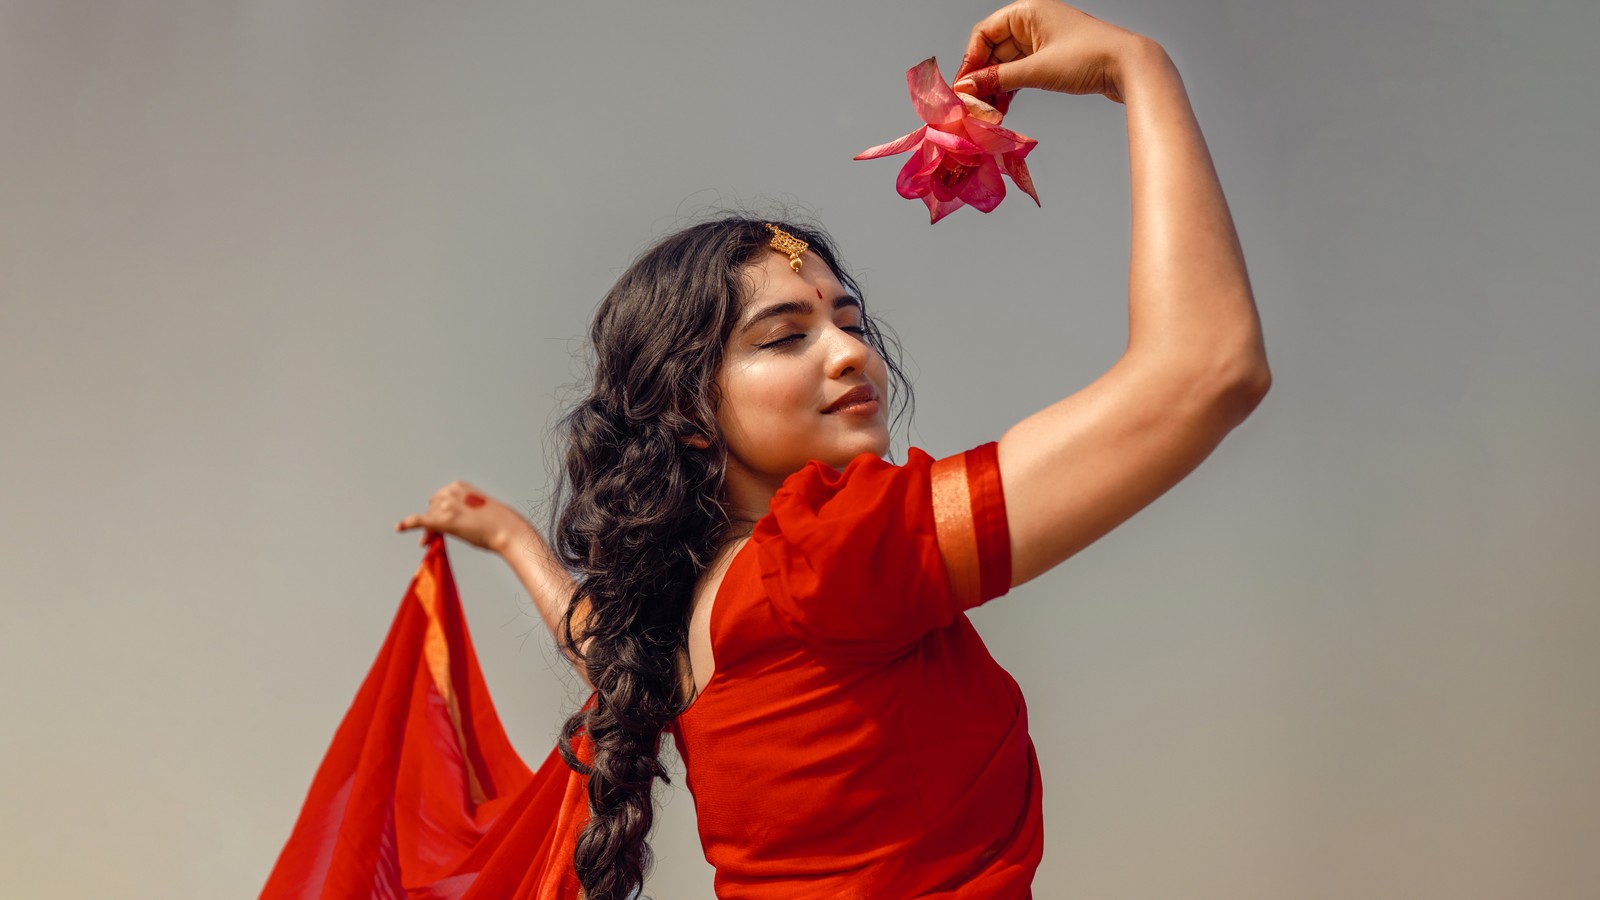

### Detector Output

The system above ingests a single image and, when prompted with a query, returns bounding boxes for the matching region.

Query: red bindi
[816,287,824,300]
[464,493,486,508]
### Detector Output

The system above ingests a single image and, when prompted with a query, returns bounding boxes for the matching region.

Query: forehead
[739,249,848,309]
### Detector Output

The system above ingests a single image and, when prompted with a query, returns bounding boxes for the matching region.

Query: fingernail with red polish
[465,493,486,508]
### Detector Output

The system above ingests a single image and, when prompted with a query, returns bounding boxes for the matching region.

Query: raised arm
[955,2,1270,587]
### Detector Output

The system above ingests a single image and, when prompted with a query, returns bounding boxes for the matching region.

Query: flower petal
[960,155,1008,213]
[896,145,940,199]
[965,118,1038,156]
[1003,154,1041,206]
[926,195,967,224]
[854,126,928,160]
[957,92,1004,125]
[930,169,962,203]
[928,153,981,203]
[923,126,983,155]
[907,57,964,126]
[863,56,1044,221]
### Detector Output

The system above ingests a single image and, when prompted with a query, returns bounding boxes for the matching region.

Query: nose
[825,322,871,380]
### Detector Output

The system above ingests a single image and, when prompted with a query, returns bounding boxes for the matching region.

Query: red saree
[261,534,588,900]
[265,442,1041,898]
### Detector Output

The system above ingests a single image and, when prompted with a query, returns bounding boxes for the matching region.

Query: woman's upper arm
[998,354,1269,587]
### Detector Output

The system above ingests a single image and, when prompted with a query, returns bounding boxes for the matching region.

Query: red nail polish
[465,493,486,508]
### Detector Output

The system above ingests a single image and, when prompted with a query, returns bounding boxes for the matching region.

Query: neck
[719,460,784,539]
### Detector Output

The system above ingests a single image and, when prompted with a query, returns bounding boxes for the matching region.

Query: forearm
[493,524,583,665]
[1119,40,1268,388]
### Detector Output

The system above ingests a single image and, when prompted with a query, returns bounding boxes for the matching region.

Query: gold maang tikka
[764,223,808,273]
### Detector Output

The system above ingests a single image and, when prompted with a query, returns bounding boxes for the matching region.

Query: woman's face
[713,250,891,493]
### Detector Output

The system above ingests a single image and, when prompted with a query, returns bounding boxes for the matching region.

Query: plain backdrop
[4,0,1597,897]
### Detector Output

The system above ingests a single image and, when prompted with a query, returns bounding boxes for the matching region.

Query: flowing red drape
[262,534,589,900]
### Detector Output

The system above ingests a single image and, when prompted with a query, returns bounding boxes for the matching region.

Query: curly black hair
[547,215,913,899]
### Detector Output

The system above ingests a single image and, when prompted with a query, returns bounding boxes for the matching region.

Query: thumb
[952,57,1040,97]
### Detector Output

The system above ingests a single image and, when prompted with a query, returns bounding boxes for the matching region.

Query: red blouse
[673,442,1044,898]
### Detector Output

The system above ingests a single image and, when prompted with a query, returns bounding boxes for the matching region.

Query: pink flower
[854,57,1040,224]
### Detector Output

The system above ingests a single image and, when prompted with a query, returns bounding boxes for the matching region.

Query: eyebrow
[739,295,862,335]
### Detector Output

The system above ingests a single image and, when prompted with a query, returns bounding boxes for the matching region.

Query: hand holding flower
[854,3,1149,223]
[952,0,1149,103]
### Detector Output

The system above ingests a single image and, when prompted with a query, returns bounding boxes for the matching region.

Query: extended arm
[397,483,592,687]
[958,5,1270,586]
[491,524,590,681]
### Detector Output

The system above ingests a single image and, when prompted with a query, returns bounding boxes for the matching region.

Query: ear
[681,433,711,449]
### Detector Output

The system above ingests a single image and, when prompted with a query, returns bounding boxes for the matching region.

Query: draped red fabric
[675,444,1042,897]
[262,534,589,900]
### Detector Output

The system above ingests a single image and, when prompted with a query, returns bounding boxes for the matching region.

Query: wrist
[1111,37,1177,100]
[491,517,539,557]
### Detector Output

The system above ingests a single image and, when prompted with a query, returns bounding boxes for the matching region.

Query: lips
[823,384,878,413]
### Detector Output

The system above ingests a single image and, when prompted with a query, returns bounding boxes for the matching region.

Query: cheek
[720,358,814,428]
[866,344,891,385]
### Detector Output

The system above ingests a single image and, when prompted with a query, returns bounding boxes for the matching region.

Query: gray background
[4,0,1597,897]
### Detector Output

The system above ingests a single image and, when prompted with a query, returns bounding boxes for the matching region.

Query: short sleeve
[751,443,1012,656]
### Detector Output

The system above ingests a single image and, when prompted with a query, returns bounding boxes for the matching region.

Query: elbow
[1211,358,1271,426]
[1131,341,1272,428]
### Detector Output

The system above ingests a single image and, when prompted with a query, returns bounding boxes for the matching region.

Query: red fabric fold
[679,443,1041,897]
[753,447,962,657]
[262,534,589,900]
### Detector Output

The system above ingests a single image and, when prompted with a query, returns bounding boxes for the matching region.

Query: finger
[967,6,1020,57]
[421,527,439,547]
[990,36,1024,64]
[955,9,1015,82]
[954,50,1043,97]
[947,62,998,97]
[955,2,1043,90]
[953,62,1010,96]
[397,512,439,533]
[955,33,996,84]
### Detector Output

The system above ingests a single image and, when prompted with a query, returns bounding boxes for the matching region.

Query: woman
[397,2,1270,897]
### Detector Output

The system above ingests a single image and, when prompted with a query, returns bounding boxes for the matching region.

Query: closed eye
[759,323,866,349]
[759,333,805,349]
